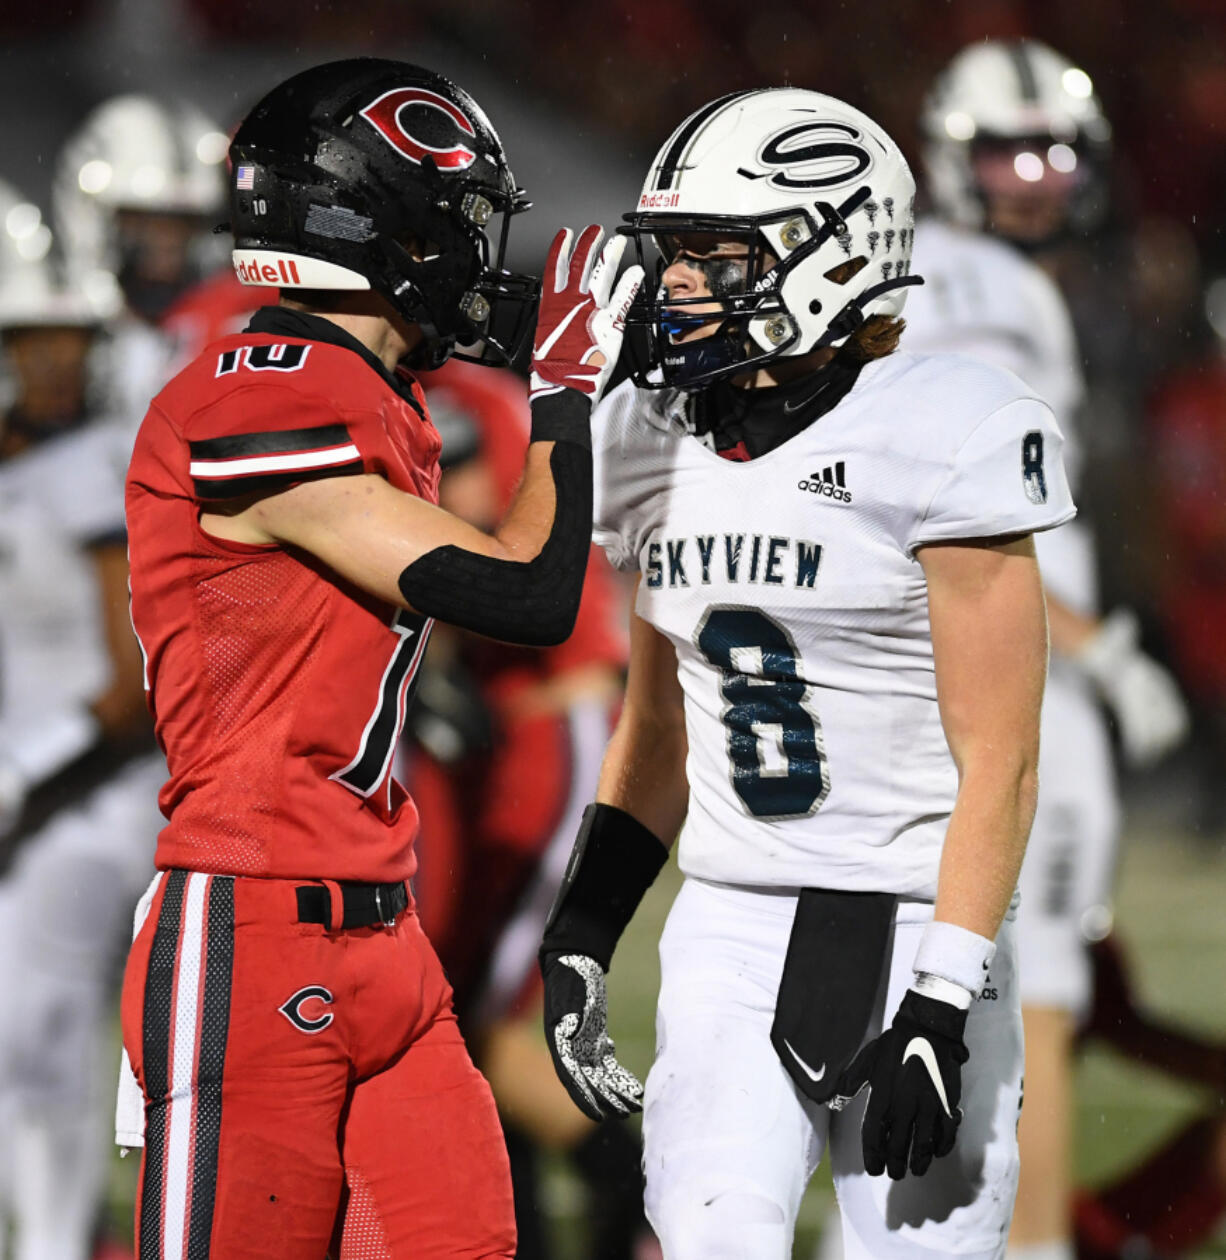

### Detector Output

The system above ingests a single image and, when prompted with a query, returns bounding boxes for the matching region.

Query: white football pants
[1016,671,1119,1015]
[642,877,1024,1259]
[0,753,163,1260]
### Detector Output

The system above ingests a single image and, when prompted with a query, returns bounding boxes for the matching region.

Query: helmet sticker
[756,122,875,191]
[358,87,477,169]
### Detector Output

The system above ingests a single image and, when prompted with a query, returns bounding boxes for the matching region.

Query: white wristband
[913,972,973,1010]
[9,707,100,788]
[913,920,996,997]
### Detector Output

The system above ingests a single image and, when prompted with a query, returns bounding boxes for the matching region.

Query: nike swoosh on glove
[830,988,970,1180]
[530,225,643,406]
[542,952,645,1121]
[1076,608,1190,769]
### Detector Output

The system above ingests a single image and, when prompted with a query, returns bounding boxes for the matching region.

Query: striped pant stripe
[140,871,235,1259]
[188,876,234,1254]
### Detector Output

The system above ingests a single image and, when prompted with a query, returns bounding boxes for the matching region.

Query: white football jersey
[904,218,1097,617]
[0,313,185,750]
[97,314,179,444]
[0,420,129,746]
[593,352,1074,897]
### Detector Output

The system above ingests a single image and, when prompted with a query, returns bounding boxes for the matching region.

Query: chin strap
[818,273,926,347]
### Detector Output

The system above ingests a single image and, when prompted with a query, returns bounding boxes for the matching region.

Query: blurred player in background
[54,92,233,426]
[0,94,243,1260]
[903,39,1190,1260]
[402,360,658,1259]
[0,181,156,1260]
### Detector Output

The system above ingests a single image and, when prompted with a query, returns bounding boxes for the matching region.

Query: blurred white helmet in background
[921,39,1111,244]
[0,180,120,330]
[53,94,229,319]
[621,87,921,389]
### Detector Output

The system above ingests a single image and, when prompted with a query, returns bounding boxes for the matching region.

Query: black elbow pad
[397,440,592,646]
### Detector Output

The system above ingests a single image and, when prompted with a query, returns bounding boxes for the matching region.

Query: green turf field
[105,817,1226,1256]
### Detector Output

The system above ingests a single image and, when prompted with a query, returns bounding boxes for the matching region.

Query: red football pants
[120,870,515,1259]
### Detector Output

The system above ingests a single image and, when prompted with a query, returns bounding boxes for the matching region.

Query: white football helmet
[53,94,228,317]
[922,40,1111,239]
[0,181,119,330]
[620,88,920,389]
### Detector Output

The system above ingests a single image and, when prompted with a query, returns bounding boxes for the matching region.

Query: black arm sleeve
[397,394,593,647]
[540,803,670,971]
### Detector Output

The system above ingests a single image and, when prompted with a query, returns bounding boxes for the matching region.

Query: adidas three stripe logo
[797,460,852,503]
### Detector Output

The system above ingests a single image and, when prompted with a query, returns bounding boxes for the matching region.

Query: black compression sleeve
[540,803,670,971]
[398,400,592,647]
[529,388,592,449]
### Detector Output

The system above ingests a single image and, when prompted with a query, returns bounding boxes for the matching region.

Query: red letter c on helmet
[359,87,477,170]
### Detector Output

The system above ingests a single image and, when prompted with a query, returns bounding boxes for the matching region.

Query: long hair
[842,315,905,362]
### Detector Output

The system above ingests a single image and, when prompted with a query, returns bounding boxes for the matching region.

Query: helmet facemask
[621,214,788,389]
[965,131,1107,250]
[621,186,920,390]
[114,207,216,322]
[371,159,537,369]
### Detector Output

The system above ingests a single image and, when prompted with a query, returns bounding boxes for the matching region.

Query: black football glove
[542,952,645,1121]
[831,988,970,1180]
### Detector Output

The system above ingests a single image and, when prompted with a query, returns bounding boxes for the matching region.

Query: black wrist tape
[529,388,592,449]
[540,802,669,972]
[397,440,591,647]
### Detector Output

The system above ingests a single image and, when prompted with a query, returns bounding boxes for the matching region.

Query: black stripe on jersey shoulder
[192,459,366,501]
[656,90,758,190]
[189,423,352,462]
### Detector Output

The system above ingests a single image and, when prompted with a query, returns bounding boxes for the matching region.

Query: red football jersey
[127,310,442,881]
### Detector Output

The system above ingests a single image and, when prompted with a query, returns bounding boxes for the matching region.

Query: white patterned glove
[1077,608,1191,768]
[542,952,645,1121]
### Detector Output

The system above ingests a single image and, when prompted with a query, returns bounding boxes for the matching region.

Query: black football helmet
[229,58,538,368]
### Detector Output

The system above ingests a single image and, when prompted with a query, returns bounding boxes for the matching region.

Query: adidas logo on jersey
[798,461,851,503]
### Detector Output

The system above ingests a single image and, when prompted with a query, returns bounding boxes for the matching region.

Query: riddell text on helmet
[234,255,302,286]
[638,191,682,209]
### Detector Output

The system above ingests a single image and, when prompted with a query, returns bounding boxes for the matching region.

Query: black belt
[295,880,409,930]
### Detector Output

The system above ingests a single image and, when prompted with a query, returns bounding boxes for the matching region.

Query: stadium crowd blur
[1,0,1225,1254]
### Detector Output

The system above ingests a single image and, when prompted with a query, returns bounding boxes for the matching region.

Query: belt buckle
[375,885,396,928]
